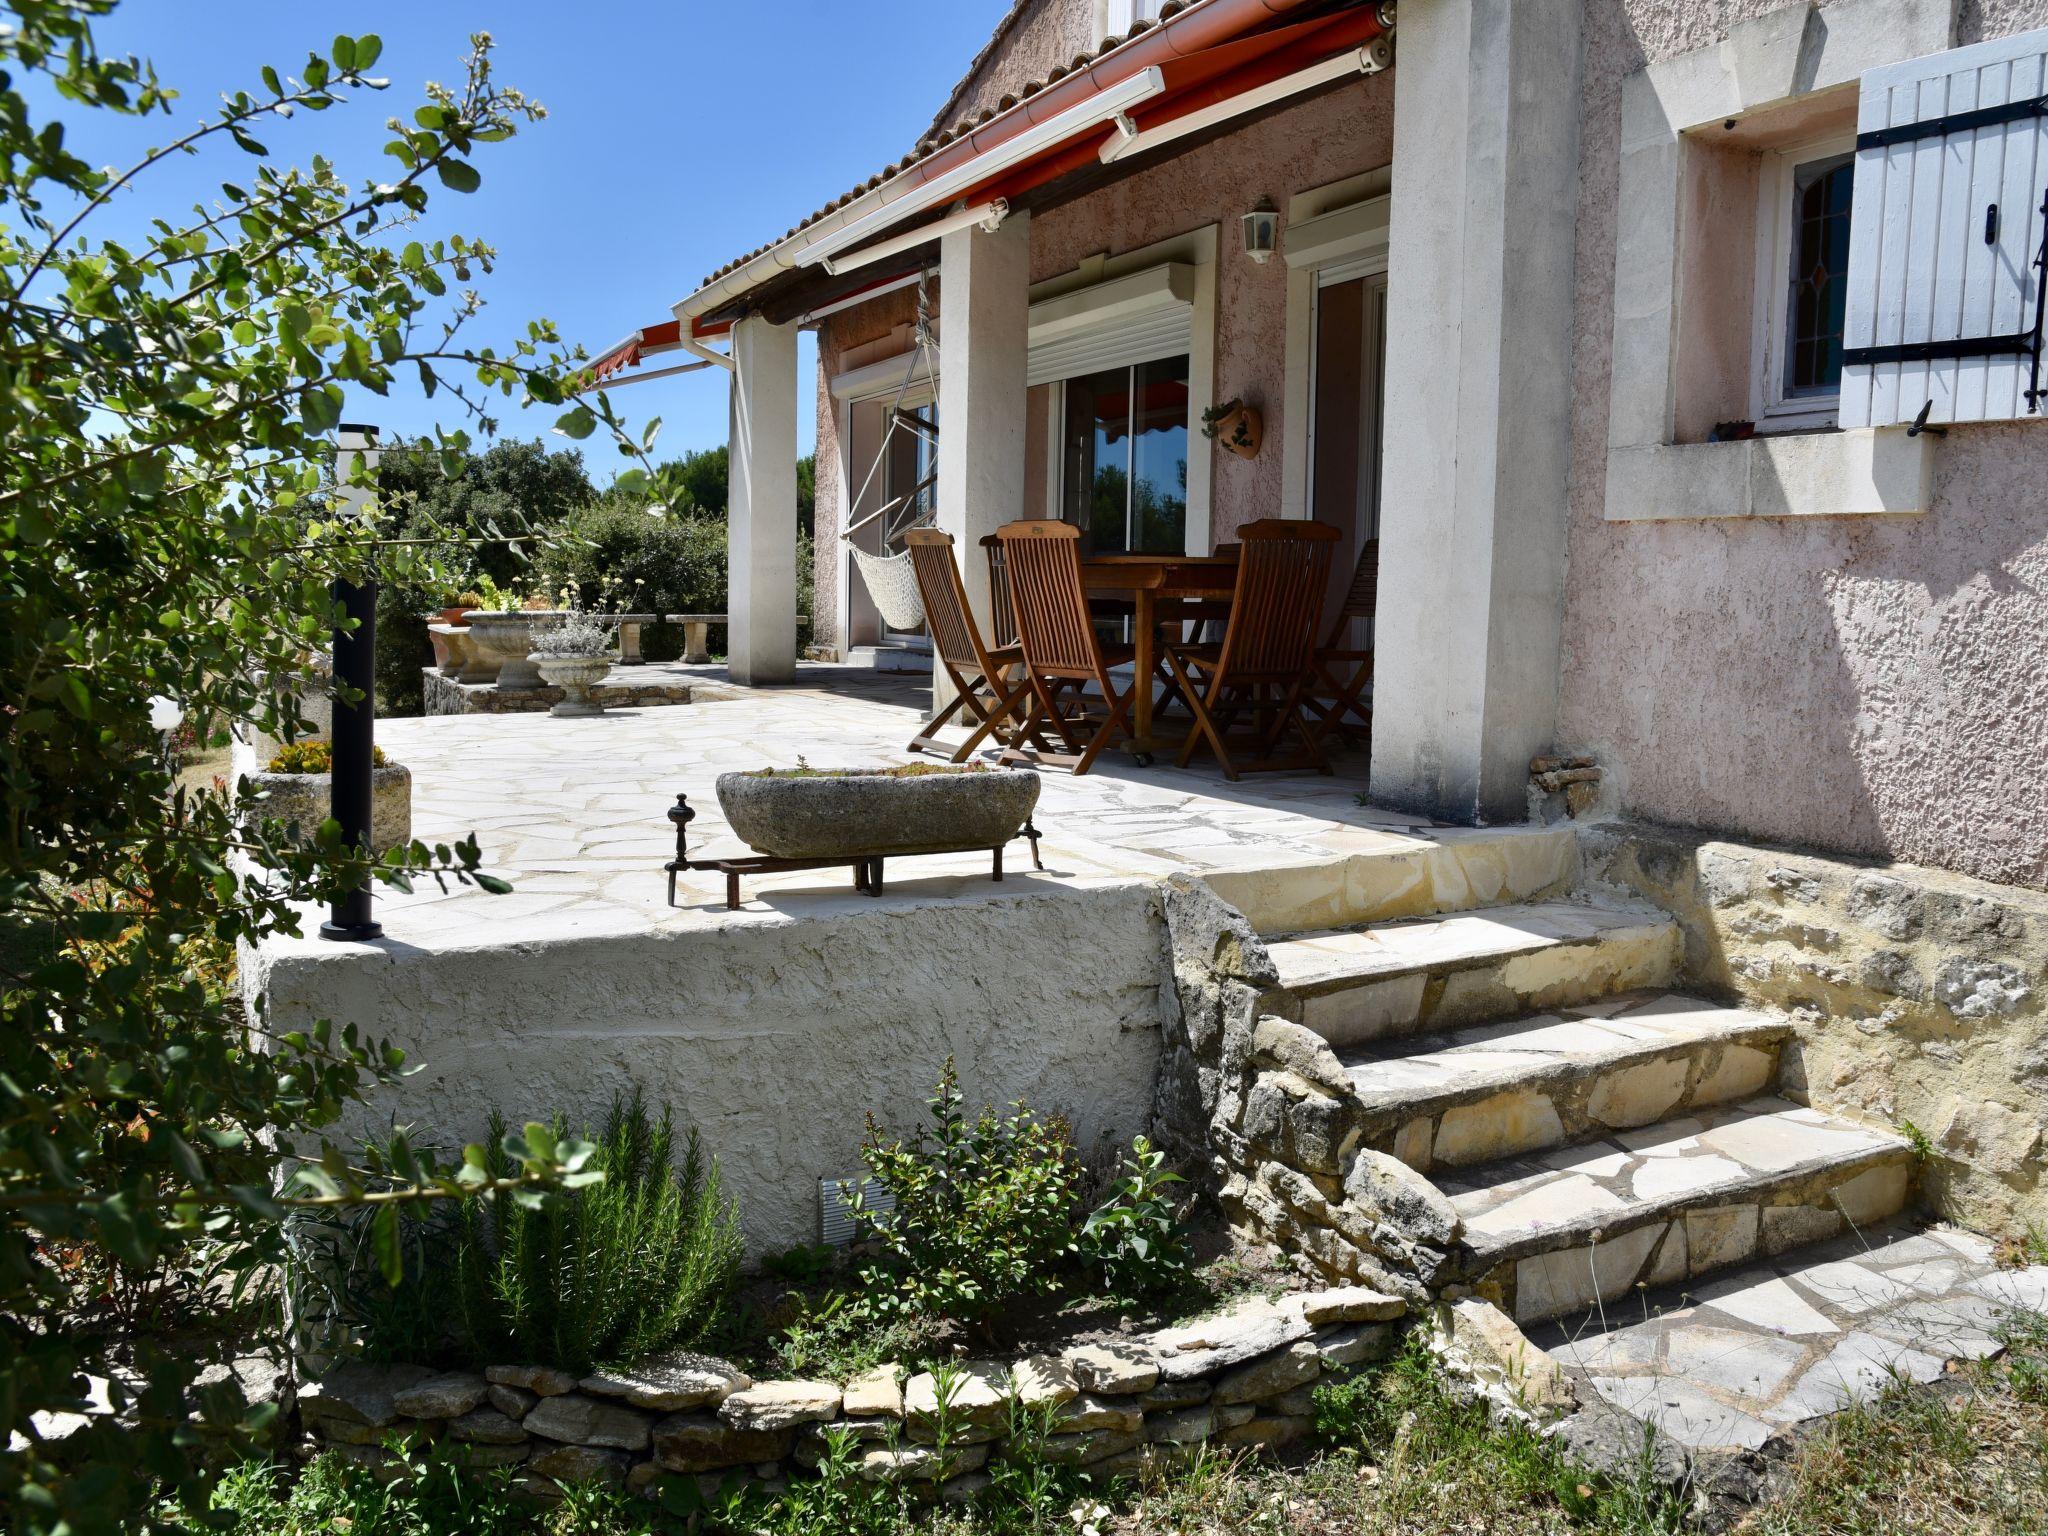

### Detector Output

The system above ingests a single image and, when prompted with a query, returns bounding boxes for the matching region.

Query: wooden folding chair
[979,532,1017,647]
[1304,536,1378,749]
[1162,519,1339,780]
[995,520,1145,776]
[902,529,1035,762]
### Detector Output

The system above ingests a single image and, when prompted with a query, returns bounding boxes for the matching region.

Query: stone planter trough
[463,611,566,691]
[714,767,1040,860]
[242,762,411,854]
[533,654,612,717]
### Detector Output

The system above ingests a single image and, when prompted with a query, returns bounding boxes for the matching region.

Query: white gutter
[796,67,1162,271]
[821,199,1009,278]
[1100,38,1392,165]
[671,65,1166,340]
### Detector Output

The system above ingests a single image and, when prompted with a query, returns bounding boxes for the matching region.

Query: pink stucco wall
[1557,0,2048,889]
[1030,75,1395,542]
[812,288,921,653]
[810,73,1395,650]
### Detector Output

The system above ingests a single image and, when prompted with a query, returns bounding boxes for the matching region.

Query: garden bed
[298,1282,1408,1501]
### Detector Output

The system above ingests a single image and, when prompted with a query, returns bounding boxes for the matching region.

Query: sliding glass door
[1058,354,1189,553]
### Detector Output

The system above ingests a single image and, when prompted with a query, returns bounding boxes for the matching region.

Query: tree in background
[374,437,599,711]
[0,14,640,1530]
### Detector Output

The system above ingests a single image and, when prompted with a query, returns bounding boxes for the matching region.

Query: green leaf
[371,1202,403,1286]
[552,404,597,440]
[355,34,384,69]
[436,159,481,194]
[331,35,358,71]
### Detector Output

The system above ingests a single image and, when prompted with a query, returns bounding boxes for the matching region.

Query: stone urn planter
[463,611,564,691]
[715,766,1041,860]
[242,761,411,855]
[534,654,611,717]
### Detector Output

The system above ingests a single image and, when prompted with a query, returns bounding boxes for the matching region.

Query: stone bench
[614,613,656,666]
[663,614,809,666]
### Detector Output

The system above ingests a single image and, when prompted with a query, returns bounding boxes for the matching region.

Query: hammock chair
[842,274,941,632]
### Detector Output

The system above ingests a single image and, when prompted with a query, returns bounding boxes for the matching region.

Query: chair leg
[906,688,973,756]
[1169,654,1235,778]
[997,693,1050,767]
[954,674,1033,761]
[1072,684,1135,777]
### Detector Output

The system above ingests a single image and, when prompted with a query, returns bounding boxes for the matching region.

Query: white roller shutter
[1026,262,1195,386]
[1842,27,2048,427]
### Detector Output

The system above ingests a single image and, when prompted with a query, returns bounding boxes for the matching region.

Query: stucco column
[1371,0,1582,823]
[727,312,799,686]
[936,209,1031,706]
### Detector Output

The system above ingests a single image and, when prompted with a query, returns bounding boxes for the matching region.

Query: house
[593,0,2048,894]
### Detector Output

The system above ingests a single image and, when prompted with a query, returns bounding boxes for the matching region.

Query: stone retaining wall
[1580,823,2048,1237]
[298,1286,1406,1500]
[1155,878,1459,1303]
[421,670,702,717]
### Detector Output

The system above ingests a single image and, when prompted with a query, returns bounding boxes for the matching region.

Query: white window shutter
[1841,27,2048,428]
[1106,0,1136,38]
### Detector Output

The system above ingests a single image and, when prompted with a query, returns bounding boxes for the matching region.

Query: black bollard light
[321,424,384,942]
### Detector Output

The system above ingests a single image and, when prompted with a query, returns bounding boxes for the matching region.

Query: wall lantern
[1241,199,1279,264]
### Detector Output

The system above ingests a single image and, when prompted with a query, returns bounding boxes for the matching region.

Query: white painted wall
[728,314,800,686]
[250,883,1168,1258]
[1373,0,1583,824]
[937,212,1032,705]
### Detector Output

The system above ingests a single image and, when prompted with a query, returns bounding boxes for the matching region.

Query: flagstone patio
[1533,1224,2048,1454]
[336,661,1517,953]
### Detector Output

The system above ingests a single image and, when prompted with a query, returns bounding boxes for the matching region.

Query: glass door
[1308,271,1386,649]
[1058,354,1190,553]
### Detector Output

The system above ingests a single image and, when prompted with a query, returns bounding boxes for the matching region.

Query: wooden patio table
[1079,549,1240,754]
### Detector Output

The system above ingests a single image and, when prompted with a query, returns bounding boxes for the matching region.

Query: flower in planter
[267,741,388,773]
[527,607,616,660]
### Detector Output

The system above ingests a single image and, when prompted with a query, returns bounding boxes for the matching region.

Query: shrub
[1079,1136,1191,1301]
[848,1060,1081,1329]
[266,741,388,774]
[450,1094,743,1373]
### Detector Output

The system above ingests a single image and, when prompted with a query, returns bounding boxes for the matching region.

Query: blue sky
[57,1,1009,471]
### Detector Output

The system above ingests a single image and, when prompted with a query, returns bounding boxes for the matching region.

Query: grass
[1734,1308,2048,1536]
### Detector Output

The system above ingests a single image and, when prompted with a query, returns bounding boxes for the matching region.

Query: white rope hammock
[841,274,941,632]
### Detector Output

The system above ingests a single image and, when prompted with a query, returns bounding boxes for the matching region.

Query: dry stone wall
[1580,824,2048,1237]
[1155,877,1460,1302]
[298,1286,1405,1501]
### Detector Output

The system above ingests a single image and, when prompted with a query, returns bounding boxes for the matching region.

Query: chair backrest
[995,520,1104,681]
[1326,536,1379,646]
[903,529,992,679]
[1215,519,1340,683]
[979,532,1017,646]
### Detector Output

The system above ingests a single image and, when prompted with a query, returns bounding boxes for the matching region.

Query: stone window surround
[1603,0,1955,524]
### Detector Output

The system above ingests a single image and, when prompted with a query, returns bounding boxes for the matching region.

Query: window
[1059,355,1189,554]
[1754,135,1855,429]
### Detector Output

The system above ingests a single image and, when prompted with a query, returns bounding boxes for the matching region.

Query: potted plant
[528,606,618,717]
[439,590,483,627]
[241,739,411,853]
[714,762,1040,860]
[1201,398,1263,460]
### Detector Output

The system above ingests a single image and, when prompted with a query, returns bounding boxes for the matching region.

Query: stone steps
[1259,900,1681,1047]
[1432,1097,1915,1325]
[1340,992,1790,1173]
[1201,823,1579,938]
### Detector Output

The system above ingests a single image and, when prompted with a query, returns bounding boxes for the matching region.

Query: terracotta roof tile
[694,1,1196,292]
